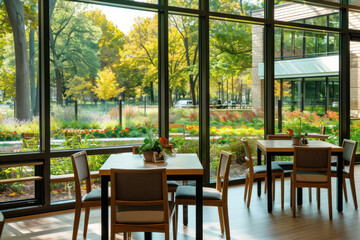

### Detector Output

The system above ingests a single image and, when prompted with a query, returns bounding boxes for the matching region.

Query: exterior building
[252,2,360,117]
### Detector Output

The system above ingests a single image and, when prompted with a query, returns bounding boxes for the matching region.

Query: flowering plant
[139,126,168,154]
[286,116,303,138]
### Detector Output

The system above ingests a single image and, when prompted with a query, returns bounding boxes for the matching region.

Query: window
[50,1,158,151]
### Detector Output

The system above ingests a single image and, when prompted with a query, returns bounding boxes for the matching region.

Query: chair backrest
[71,151,91,202]
[293,147,331,182]
[110,168,169,225]
[132,146,140,154]
[216,151,232,202]
[241,139,254,175]
[266,134,292,140]
[0,212,4,238]
[342,139,357,175]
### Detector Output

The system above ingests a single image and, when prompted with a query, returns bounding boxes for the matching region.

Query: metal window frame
[1,0,354,217]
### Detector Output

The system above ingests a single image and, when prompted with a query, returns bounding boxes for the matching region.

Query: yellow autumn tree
[93,67,123,101]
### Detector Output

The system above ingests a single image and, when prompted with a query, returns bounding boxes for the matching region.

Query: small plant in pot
[139,127,168,162]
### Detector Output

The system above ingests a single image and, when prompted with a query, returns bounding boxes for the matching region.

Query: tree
[87,9,124,70]
[3,0,31,120]
[50,1,101,105]
[169,15,199,105]
[93,67,123,104]
[65,75,92,101]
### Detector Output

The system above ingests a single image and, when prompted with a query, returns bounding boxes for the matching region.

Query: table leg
[195,175,203,240]
[266,153,272,213]
[257,146,262,197]
[337,152,343,212]
[101,175,110,240]
[297,188,303,206]
[145,232,152,240]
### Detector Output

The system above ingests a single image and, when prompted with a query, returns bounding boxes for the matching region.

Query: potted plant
[286,117,303,146]
[139,127,168,162]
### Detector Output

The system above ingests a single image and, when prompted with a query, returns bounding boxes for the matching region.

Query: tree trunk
[29,15,36,117]
[189,75,196,106]
[169,89,173,107]
[5,0,31,120]
[150,82,154,103]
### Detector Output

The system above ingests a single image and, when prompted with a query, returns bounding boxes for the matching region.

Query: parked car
[174,100,193,108]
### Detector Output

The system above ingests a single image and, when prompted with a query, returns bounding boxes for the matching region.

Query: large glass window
[50,1,158,151]
[210,20,264,181]
[168,14,199,155]
[0,1,39,154]
[350,41,360,152]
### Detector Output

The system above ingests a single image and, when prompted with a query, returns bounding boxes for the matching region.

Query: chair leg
[350,176,358,209]
[222,204,231,240]
[328,186,332,220]
[173,207,177,240]
[264,177,267,194]
[171,192,175,202]
[290,178,292,208]
[281,173,284,209]
[317,188,321,209]
[123,232,128,240]
[72,206,81,240]
[247,176,254,208]
[111,232,115,240]
[83,207,90,238]
[244,175,249,201]
[292,180,296,217]
[308,188,312,203]
[343,177,348,202]
[217,207,224,235]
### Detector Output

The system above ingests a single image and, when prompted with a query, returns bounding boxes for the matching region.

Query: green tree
[87,9,124,70]
[65,75,92,101]
[50,1,101,105]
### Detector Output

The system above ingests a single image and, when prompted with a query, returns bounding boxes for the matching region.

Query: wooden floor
[3,165,360,240]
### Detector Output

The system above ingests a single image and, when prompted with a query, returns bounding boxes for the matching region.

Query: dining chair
[291,147,332,219]
[175,150,232,240]
[0,212,4,238]
[330,139,358,209]
[242,139,284,209]
[266,135,315,202]
[132,146,179,201]
[110,168,176,240]
[71,151,110,240]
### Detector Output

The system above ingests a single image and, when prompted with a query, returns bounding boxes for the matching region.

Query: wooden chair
[71,151,110,240]
[331,139,358,209]
[291,147,332,219]
[110,168,176,240]
[132,146,179,201]
[242,139,284,209]
[0,212,4,239]
[175,151,232,240]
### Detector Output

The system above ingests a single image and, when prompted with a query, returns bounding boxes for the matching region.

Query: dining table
[99,152,204,240]
[256,140,344,213]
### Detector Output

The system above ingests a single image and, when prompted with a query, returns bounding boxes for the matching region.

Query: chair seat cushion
[331,166,349,174]
[116,202,174,224]
[175,186,221,201]
[251,163,284,174]
[82,188,111,202]
[294,171,328,182]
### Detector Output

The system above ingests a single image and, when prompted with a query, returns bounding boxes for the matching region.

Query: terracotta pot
[22,132,35,139]
[292,137,301,146]
[143,150,155,162]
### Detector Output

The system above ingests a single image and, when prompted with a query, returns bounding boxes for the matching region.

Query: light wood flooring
[3,165,360,240]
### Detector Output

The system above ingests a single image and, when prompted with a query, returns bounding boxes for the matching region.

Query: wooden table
[256,140,344,213]
[99,153,204,240]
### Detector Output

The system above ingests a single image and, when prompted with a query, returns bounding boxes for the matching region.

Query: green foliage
[138,126,163,154]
